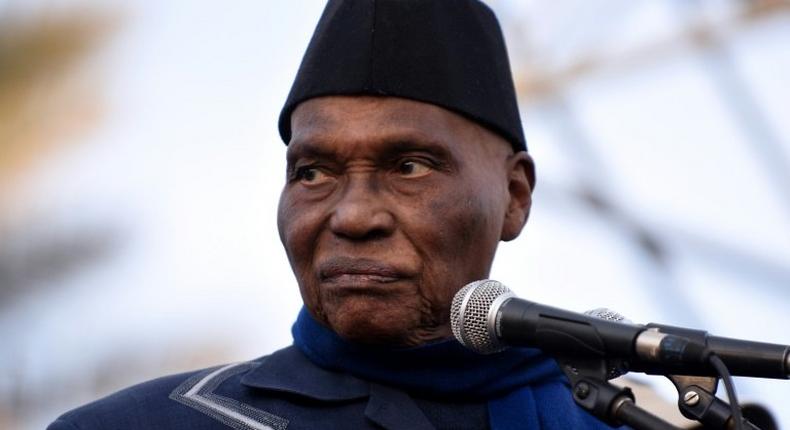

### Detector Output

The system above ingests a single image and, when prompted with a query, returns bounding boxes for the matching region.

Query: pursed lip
[318,257,414,284]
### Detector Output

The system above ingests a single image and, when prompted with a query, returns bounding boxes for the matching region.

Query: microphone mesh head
[450,279,512,354]
[584,307,633,324]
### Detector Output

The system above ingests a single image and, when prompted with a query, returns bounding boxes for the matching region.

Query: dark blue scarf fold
[292,307,618,429]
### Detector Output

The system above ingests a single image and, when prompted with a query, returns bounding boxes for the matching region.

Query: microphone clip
[669,374,765,430]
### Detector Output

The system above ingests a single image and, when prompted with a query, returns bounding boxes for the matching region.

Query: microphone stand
[558,355,765,429]
[558,357,683,430]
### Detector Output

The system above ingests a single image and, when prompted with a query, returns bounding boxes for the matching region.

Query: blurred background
[1,0,788,428]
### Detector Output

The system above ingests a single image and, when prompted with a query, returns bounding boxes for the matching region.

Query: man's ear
[501,152,534,241]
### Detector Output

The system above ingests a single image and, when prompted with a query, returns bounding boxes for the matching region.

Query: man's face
[278,96,532,346]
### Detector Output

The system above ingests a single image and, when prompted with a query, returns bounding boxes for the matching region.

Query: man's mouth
[318,257,412,284]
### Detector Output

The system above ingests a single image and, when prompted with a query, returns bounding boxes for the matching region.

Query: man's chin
[320,300,421,346]
[319,298,450,347]
[331,318,408,346]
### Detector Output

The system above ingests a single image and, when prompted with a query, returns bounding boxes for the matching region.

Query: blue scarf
[292,307,618,429]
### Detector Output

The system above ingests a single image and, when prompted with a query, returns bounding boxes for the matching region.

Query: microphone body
[634,323,790,379]
[451,280,790,379]
[494,292,708,377]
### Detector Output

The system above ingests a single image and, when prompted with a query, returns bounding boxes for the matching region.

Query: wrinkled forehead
[288,96,513,157]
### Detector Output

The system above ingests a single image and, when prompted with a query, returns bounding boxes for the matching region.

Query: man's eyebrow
[375,137,454,159]
[285,141,337,166]
[287,133,455,163]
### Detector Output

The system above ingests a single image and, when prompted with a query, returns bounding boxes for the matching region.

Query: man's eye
[295,166,331,184]
[397,160,432,178]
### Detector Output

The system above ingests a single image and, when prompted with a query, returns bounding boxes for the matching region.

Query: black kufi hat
[279,0,526,152]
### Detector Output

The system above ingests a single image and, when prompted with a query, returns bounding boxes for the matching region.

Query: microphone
[450,280,790,379]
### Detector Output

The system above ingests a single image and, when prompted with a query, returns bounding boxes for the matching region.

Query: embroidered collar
[240,345,370,402]
[239,346,435,429]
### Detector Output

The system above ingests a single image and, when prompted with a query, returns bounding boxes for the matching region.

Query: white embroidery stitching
[170,362,289,430]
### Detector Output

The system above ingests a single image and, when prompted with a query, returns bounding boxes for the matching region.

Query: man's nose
[329,176,395,240]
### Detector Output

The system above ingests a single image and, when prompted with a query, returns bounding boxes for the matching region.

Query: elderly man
[48,0,620,429]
